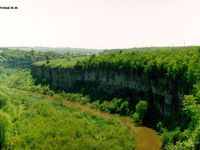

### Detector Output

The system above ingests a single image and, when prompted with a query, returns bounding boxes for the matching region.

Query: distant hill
[1,47,103,55]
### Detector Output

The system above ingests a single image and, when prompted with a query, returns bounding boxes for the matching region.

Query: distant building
[0,50,3,53]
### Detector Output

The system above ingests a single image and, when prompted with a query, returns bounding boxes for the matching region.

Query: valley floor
[13,88,161,150]
[0,68,161,149]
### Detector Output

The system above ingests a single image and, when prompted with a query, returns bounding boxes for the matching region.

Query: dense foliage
[35,47,200,85]
[33,46,200,149]
[132,100,148,124]
[0,68,135,149]
[0,49,67,68]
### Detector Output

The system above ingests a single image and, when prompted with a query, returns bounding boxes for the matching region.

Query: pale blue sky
[0,0,200,49]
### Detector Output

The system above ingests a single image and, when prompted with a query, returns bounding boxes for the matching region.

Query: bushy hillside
[0,49,67,68]
[0,68,135,149]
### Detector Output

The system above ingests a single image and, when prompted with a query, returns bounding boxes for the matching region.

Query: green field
[34,56,88,68]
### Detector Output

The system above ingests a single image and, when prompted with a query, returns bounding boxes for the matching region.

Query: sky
[0,0,200,49]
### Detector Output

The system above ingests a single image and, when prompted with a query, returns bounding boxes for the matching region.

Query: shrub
[161,128,181,149]
[132,100,148,124]
[59,92,90,104]
[132,112,140,124]
[156,122,165,132]
[91,100,100,108]
[108,98,122,114]
[99,98,129,115]
[0,111,10,148]
[99,101,110,112]
[118,101,129,115]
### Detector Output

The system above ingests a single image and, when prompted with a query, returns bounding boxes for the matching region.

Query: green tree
[132,100,148,124]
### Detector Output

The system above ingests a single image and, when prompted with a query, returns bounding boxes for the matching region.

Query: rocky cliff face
[31,65,190,125]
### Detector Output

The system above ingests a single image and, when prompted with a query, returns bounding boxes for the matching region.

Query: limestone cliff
[31,64,190,126]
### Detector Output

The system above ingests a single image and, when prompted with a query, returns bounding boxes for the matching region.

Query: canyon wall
[31,65,190,125]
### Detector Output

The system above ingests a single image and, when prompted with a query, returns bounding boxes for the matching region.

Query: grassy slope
[34,56,88,68]
[0,68,135,150]
[20,88,161,150]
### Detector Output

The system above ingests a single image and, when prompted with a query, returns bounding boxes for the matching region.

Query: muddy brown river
[49,97,162,150]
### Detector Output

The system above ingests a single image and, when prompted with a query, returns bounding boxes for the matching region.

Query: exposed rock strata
[31,65,190,124]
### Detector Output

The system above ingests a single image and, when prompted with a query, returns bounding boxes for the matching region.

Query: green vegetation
[132,100,148,124]
[58,94,131,116]
[0,49,68,68]
[0,111,10,149]
[35,47,199,86]
[99,98,129,115]
[32,46,200,149]
[5,46,200,149]
[162,94,200,149]
[34,57,88,68]
[7,47,102,55]
[0,68,135,149]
